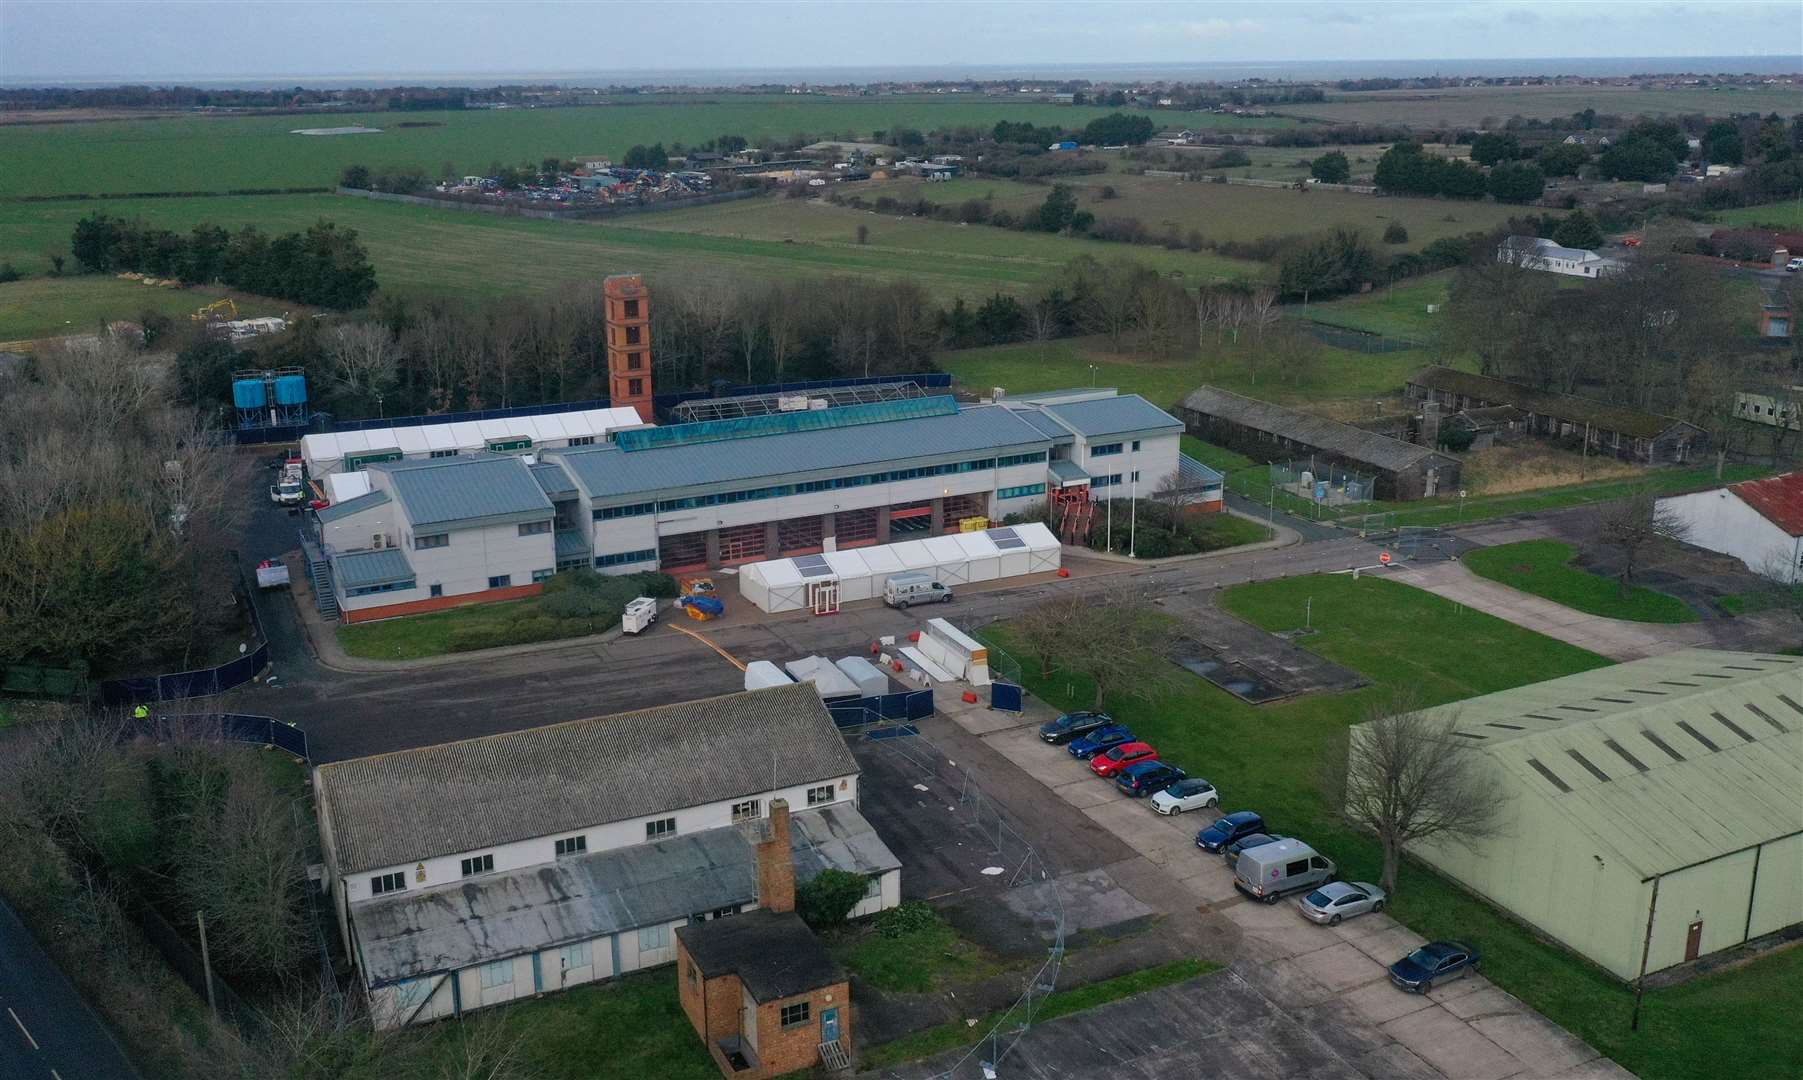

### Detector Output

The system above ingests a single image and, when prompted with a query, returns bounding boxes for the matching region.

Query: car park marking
[7,1007,37,1050]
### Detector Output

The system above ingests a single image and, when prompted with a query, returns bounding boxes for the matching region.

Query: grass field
[855,170,1542,252]
[941,334,1442,411]
[1299,272,1451,340]
[1714,199,1803,230]
[1281,84,1803,129]
[0,275,294,343]
[0,192,1266,339]
[1464,539,1699,623]
[0,98,1288,199]
[984,573,1803,1080]
[336,597,538,659]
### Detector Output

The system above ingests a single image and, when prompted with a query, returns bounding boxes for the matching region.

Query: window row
[1090,442,1123,457]
[996,483,1046,500]
[519,520,552,536]
[997,451,1050,467]
[347,578,415,598]
[595,501,656,520]
[649,452,1047,512]
[596,549,658,568]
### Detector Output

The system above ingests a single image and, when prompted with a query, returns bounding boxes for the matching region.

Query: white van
[1233,839,1336,904]
[883,572,953,609]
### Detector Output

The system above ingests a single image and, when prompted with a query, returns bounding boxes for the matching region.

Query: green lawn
[985,574,1803,1080]
[0,98,1287,199]
[941,335,1440,412]
[859,958,1219,1071]
[335,601,521,659]
[1301,272,1451,341]
[828,906,1001,993]
[1463,539,1699,623]
[1179,434,1255,474]
[0,275,294,343]
[1714,199,1803,231]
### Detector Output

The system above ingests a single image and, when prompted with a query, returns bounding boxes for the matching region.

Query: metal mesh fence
[1267,459,1375,505]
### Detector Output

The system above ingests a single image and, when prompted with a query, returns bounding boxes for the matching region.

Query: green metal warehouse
[1384,649,1802,981]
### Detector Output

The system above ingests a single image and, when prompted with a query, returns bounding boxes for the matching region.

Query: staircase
[1059,499,1095,543]
[298,533,338,619]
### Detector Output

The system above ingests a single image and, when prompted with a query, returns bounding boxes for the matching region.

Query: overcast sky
[2,1,1799,83]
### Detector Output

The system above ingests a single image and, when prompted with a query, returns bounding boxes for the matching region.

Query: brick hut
[675,799,853,1078]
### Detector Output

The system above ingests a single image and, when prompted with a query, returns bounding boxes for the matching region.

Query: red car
[1089,741,1158,778]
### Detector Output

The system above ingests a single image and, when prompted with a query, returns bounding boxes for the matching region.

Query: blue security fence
[98,557,273,706]
[990,682,1024,713]
[828,688,935,729]
[128,711,309,762]
[228,373,954,444]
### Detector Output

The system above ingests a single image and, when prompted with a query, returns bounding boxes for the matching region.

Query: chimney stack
[603,273,655,423]
[1420,399,1443,449]
[755,798,795,914]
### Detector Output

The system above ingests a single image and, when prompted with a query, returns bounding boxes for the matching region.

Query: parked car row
[1041,710,1478,993]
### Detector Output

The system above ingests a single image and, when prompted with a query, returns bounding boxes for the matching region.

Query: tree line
[70,213,377,309]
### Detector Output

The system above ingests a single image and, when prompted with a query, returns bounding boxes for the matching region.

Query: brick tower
[603,273,654,423]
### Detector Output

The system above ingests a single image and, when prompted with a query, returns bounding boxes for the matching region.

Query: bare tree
[1043,584,1188,709]
[1012,592,1086,678]
[435,1011,535,1080]
[324,323,400,411]
[1594,492,1692,598]
[1322,692,1504,895]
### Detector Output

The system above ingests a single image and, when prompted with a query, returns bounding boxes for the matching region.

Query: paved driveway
[941,694,1632,1080]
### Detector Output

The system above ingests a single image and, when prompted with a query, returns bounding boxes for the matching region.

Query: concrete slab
[1002,867,1153,937]
[1329,910,1403,942]
[1540,1060,1638,1080]
[1289,940,1392,995]
[1339,978,1436,1026]
[1047,778,1118,809]
[1438,983,1524,1020]
[1348,923,1428,965]
[1470,1010,1614,1078]
[1383,1005,1527,1080]
[1352,1041,1445,1080]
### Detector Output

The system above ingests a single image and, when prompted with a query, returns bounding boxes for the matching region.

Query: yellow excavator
[190,298,239,323]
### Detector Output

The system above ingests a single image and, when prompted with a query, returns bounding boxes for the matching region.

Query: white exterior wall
[340,773,860,905]
[1078,432,1181,499]
[402,519,558,596]
[591,513,659,562]
[319,502,403,553]
[1657,488,1803,584]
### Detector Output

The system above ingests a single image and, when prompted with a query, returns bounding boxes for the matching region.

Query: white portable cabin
[834,655,891,699]
[300,406,648,475]
[743,660,795,691]
[738,523,1062,613]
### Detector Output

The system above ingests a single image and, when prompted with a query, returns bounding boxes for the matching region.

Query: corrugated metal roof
[1177,454,1225,485]
[1180,386,1453,473]
[1409,366,1692,440]
[315,488,389,524]
[368,454,554,529]
[316,683,859,873]
[1403,650,1803,879]
[1008,408,1077,442]
[529,461,579,499]
[1729,471,1803,537]
[1041,394,1185,439]
[553,530,590,561]
[332,547,415,589]
[551,404,1052,502]
[1049,459,1091,485]
[352,804,895,985]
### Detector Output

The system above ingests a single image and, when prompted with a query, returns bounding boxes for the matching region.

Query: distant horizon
[6,54,1800,91]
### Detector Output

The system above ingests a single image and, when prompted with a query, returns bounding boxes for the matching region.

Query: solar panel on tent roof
[793,554,834,578]
[988,526,1026,550]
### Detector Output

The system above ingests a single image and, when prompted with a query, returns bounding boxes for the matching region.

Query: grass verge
[982,574,1803,1080]
[859,958,1219,1071]
[828,904,1002,993]
[1463,539,1699,623]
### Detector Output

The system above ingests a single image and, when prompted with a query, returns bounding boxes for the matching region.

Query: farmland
[1279,83,1803,129]
[0,275,293,344]
[0,97,1286,199]
[1714,199,1803,230]
[0,192,1264,340]
[852,169,1548,252]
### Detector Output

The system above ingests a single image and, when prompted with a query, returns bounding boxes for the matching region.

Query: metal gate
[809,579,840,616]
[1395,526,1457,562]
[991,682,1024,713]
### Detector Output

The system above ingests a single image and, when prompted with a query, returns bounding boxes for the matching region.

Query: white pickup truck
[269,463,305,506]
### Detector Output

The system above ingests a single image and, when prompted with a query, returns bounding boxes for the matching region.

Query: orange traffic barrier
[891,660,904,672]
[1057,568,1070,578]
[961,691,978,704]
[907,630,921,642]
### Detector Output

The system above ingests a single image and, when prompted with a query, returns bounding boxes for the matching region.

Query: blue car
[1039,710,1113,745]
[1115,761,1185,797]
[1222,832,1288,868]
[1389,941,1481,993]
[1196,811,1266,853]
[1068,725,1134,759]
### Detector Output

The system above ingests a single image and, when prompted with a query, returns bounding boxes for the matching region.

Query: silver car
[1297,881,1386,926]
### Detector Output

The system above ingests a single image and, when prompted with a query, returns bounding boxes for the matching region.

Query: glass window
[416,533,449,549]
[558,940,592,971]
[555,835,587,858]
[638,924,669,952]
[428,449,460,459]
[429,583,444,598]
[487,575,511,589]
[519,520,552,536]
[460,853,494,877]
[567,436,595,447]
[596,549,657,568]
[807,784,835,807]
[1090,442,1123,457]
[780,1001,811,1028]
[532,568,555,583]
[370,871,406,895]
[394,978,428,1008]
[479,960,513,989]
[731,799,761,823]
[646,817,677,840]
[1132,440,1141,451]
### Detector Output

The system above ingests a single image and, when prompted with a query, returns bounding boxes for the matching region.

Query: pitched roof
[316,682,859,873]
[1729,471,1803,537]
[315,488,389,524]
[354,803,895,985]
[368,454,554,529]
[1179,386,1453,474]
[529,461,578,499]
[1409,366,1692,440]
[1406,650,1803,880]
[1039,395,1184,439]
[678,909,844,1001]
[332,547,414,589]
[1008,408,1078,442]
[551,405,1051,502]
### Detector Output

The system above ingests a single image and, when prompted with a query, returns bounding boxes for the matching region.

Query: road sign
[1379,551,1392,565]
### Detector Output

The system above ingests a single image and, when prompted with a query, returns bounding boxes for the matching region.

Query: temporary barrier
[739,523,1060,613]
[991,682,1025,713]
[827,688,935,728]
[919,618,991,686]
[128,712,310,761]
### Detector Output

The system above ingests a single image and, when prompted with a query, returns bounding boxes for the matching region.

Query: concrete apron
[935,689,1632,1080]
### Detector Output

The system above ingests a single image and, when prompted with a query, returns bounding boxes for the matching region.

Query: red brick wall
[749,983,851,1077]
[340,582,543,624]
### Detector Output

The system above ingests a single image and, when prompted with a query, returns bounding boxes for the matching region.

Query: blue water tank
[274,374,309,406]
[232,379,266,409]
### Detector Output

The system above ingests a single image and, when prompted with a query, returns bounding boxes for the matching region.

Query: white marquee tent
[301,406,648,475]
[740,523,1061,614]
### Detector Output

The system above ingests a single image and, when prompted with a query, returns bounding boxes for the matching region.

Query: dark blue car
[1114,761,1185,797]
[1039,710,1113,745]
[1222,832,1288,867]
[1068,725,1134,759]
[1389,941,1481,993]
[1196,811,1266,853]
